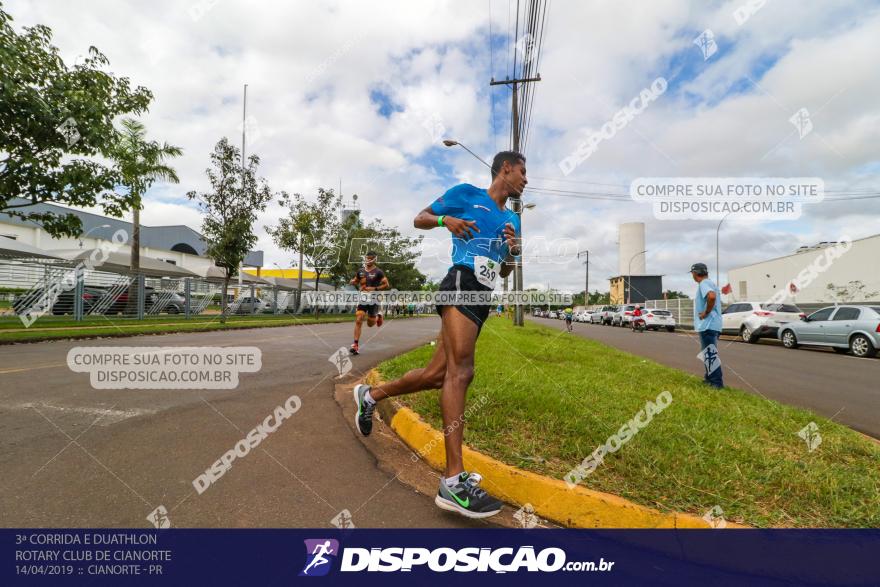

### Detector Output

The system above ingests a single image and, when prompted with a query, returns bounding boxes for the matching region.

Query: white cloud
[7,0,879,296]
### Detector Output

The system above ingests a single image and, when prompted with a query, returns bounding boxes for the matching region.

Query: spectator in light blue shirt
[691,262,724,388]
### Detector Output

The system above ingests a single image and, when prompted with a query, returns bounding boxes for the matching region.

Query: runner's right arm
[415,186,479,239]
[414,206,479,239]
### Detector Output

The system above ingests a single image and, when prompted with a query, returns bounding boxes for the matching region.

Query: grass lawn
[0,312,413,343]
[377,317,880,528]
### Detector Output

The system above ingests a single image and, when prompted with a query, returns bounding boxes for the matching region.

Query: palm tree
[111,118,182,314]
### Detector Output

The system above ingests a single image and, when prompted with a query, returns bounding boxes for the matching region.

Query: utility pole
[577,250,589,306]
[237,83,248,298]
[490,74,540,326]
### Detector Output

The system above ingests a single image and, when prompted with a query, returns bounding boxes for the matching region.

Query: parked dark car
[14,285,185,316]
[13,286,105,316]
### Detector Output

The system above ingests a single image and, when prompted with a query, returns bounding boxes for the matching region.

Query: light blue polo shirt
[694,278,722,332]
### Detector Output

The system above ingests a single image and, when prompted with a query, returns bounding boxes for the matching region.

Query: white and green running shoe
[435,472,502,519]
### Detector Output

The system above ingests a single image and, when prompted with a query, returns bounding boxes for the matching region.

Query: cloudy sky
[9,0,880,294]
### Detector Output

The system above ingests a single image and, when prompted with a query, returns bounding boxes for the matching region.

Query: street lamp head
[442,139,458,147]
[524,203,537,210]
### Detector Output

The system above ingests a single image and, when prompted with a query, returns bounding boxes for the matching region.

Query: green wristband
[437,215,445,227]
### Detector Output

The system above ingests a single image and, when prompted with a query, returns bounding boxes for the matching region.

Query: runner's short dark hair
[365,251,377,258]
[491,151,526,180]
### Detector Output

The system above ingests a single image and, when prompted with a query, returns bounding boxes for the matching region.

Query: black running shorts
[435,265,493,331]
[356,304,379,317]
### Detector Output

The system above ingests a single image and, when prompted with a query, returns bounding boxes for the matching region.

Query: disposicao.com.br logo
[300,542,614,575]
[300,539,340,577]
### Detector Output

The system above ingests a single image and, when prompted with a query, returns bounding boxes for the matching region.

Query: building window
[739,281,747,298]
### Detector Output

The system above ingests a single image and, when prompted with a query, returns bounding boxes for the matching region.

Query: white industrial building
[726,233,880,304]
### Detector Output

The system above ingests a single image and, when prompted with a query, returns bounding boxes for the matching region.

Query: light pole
[716,211,733,284]
[442,139,528,326]
[79,224,111,248]
[577,249,589,307]
[627,249,647,304]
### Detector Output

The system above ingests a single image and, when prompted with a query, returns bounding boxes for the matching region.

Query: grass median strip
[377,317,880,528]
[0,314,369,343]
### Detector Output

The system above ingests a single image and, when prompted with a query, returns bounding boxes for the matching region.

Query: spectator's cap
[689,262,709,275]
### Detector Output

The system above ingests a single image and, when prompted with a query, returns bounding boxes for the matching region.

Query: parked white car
[576,311,592,323]
[722,301,805,343]
[548,311,558,319]
[612,304,641,327]
[643,308,676,332]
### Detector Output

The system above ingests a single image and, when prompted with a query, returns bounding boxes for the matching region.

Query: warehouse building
[726,232,880,304]
[0,198,263,284]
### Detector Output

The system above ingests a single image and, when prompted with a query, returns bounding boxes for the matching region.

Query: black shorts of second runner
[435,265,493,331]
[565,318,572,324]
[356,304,379,317]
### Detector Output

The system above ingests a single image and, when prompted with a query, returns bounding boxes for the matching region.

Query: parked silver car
[595,305,618,325]
[778,305,880,358]
[234,296,271,315]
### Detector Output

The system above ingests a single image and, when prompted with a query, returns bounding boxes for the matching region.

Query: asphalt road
[532,316,880,439]
[0,316,478,528]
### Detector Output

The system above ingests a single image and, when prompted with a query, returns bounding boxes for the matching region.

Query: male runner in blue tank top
[352,151,526,519]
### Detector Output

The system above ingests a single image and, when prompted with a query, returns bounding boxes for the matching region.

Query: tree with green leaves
[187,138,274,323]
[328,211,426,292]
[268,188,345,317]
[663,290,689,300]
[110,118,181,311]
[0,5,153,238]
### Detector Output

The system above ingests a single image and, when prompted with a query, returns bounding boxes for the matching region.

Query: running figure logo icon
[329,346,353,378]
[697,344,721,374]
[300,539,339,577]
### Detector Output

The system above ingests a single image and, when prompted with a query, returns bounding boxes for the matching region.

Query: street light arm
[627,249,647,304]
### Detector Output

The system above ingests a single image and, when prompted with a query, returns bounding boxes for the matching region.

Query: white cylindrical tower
[618,222,646,275]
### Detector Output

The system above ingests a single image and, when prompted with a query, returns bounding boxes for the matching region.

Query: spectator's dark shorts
[436,265,493,332]
[356,304,379,317]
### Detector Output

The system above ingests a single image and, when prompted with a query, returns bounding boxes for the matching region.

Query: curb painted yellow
[368,370,744,529]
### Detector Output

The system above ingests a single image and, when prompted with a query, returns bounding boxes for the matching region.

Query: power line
[489,0,497,153]
[524,185,880,202]
[528,174,880,195]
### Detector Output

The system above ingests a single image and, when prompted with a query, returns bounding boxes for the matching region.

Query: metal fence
[642,299,696,327]
[0,259,359,324]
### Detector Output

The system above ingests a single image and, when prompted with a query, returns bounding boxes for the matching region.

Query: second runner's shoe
[435,472,502,519]
[353,384,375,436]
